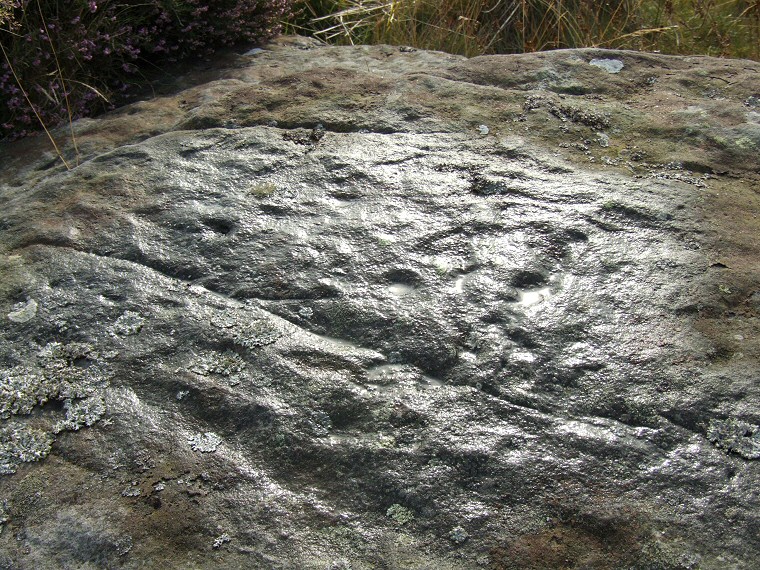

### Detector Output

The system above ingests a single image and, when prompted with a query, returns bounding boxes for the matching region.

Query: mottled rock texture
[1,36,759,569]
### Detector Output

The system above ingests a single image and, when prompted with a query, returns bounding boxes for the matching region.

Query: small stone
[121,485,142,497]
[212,532,231,549]
[589,58,624,73]
[7,299,37,323]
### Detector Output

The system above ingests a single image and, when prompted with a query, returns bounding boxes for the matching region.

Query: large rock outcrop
[1,36,758,568]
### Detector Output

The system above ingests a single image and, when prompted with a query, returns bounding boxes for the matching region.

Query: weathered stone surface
[0,36,758,568]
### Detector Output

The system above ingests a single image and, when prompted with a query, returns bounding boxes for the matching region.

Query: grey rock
[6,299,37,323]
[589,58,625,73]
[0,37,759,568]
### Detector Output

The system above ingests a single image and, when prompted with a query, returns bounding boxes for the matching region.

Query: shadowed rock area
[1,36,759,568]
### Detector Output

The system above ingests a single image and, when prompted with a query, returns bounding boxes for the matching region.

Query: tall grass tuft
[291,0,760,60]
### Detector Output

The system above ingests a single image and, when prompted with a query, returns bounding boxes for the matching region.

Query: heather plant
[0,1,13,27]
[1,0,292,142]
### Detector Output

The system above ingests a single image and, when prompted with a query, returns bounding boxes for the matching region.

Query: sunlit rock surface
[1,36,759,568]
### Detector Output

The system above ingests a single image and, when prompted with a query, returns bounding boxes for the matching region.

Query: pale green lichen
[53,396,107,434]
[192,350,245,377]
[188,432,222,453]
[1,342,106,420]
[734,136,757,150]
[111,311,145,336]
[0,422,53,475]
[707,419,760,459]
[248,182,278,197]
[0,367,54,419]
[37,341,98,363]
[386,504,414,525]
[0,500,7,535]
[234,320,282,349]
[37,342,109,400]
[449,526,469,544]
[191,350,247,386]
[0,342,110,476]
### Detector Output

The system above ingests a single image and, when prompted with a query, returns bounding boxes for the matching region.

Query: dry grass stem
[35,0,79,166]
[0,41,70,169]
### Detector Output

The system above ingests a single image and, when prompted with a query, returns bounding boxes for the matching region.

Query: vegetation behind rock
[292,0,760,59]
[1,1,759,141]
[0,0,292,140]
